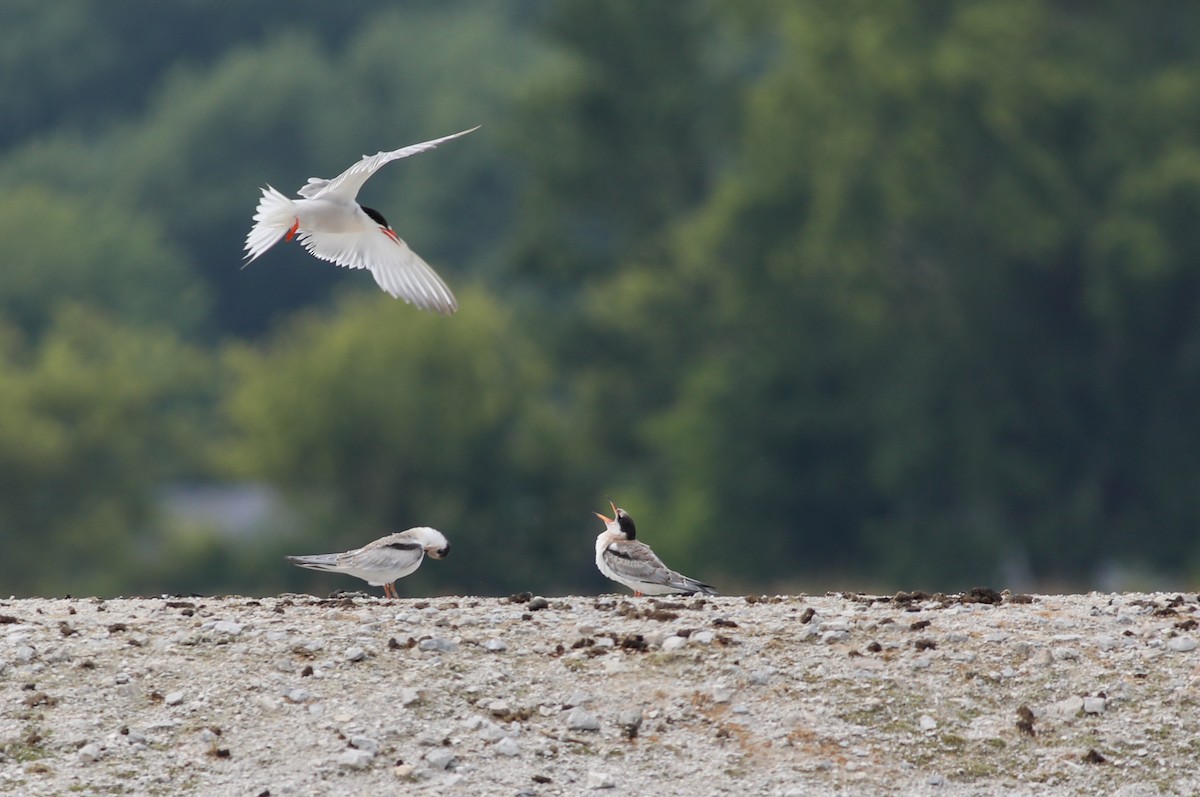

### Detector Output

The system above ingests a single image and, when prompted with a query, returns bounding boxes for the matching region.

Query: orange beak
[594,501,619,524]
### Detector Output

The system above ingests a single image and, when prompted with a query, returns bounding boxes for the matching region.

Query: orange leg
[285,219,300,241]
[634,591,643,597]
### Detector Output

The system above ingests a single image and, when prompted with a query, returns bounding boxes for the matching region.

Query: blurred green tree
[0,307,218,595]
[0,185,209,339]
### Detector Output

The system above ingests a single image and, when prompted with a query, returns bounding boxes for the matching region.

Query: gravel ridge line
[1,591,1197,796]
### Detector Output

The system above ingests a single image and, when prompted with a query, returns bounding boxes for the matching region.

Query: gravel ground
[1,590,1198,796]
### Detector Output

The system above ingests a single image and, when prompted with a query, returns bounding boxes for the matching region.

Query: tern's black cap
[361,206,390,228]
[616,509,637,540]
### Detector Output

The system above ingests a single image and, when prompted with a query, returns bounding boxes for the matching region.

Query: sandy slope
[1,591,1197,796]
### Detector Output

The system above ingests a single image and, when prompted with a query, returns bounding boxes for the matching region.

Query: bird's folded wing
[297,229,458,314]
[604,541,676,586]
[342,545,420,572]
[309,126,480,201]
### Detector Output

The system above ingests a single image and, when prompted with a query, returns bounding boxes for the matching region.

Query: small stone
[78,743,103,763]
[344,646,367,662]
[1030,648,1054,667]
[213,621,243,636]
[749,669,774,685]
[398,687,421,706]
[731,704,749,715]
[1047,696,1084,718]
[418,638,458,653]
[919,714,938,731]
[710,686,734,703]
[15,645,36,663]
[164,691,185,706]
[284,688,309,704]
[912,656,933,670]
[423,748,457,770]
[563,690,591,708]
[349,736,379,754]
[1082,696,1106,714]
[1095,636,1118,652]
[484,639,508,652]
[566,707,601,732]
[394,763,416,779]
[415,731,444,746]
[528,597,550,611]
[618,709,643,739]
[586,771,615,789]
[478,722,507,742]
[1167,636,1197,653]
[691,631,716,645]
[338,748,374,769]
[661,636,688,652]
[494,737,521,756]
[927,773,945,787]
[488,700,511,716]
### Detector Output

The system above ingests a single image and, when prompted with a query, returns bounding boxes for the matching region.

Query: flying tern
[244,127,478,314]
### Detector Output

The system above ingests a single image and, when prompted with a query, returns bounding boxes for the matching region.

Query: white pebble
[1168,636,1197,653]
[213,620,243,636]
[1082,696,1106,714]
[78,743,103,763]
[164,691,185,706]
[349,736,379,755]
[419,638,458,653]
[661,636,688,652]
[564,690,591,708]
[494,737,521,757]
[423,748,457,770]
[484,638,508,652]
[692,631,716,645]
[586,771,615,789]
[338,748,374,769]
[566,707,601,732]
[919,714,938,731]
[488,700,511,716]
[344,646,367,662]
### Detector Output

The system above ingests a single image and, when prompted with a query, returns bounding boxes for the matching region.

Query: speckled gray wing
[603,540,716,594]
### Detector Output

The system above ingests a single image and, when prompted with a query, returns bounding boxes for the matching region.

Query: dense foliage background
[2,0,1198,597]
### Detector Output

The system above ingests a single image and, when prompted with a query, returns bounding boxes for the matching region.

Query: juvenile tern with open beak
[594,502,717,596]
[244,126,478,314]
[286,527,450,598]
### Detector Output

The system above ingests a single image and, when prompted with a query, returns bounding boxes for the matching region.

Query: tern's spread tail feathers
[243,185,297,264]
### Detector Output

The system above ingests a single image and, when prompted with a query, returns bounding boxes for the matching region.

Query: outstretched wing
[299,126,480,201]
[296,227,458,314]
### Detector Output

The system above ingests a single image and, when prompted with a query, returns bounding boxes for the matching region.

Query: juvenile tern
[286,527,450,598]
[594,502,717,596]
[244,127,478,314]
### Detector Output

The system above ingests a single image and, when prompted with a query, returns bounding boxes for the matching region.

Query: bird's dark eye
[361,206,390,228]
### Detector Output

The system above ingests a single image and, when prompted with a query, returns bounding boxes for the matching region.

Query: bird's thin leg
[285,219,300,242]
[635,591,643,598]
